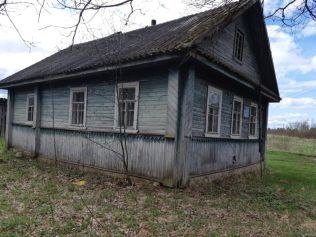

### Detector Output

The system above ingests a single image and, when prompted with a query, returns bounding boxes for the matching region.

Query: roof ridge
[72,1,240,48]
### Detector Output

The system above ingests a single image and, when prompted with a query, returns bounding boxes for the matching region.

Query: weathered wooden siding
[13,88,33,124]
[192,77,257,139]
[138,75,168,132]
[198,15,261,84]
[86,82,115,129]
[189,138,260,176]
[41,86,70,128]
[11,124,35,152]
[38,72,168,133]
[38,128,174,180]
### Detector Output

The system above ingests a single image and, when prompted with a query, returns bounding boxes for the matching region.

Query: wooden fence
[0,98,7,137]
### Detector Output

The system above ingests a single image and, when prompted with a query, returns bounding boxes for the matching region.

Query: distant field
[0,139,316,236]
[267,134,316,156]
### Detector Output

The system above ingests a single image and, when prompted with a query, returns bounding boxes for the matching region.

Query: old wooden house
[0,0,280,187]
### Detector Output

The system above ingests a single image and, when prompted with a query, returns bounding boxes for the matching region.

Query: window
[206,86,222,136]
[231,97,243,137]
[115,82,139,130]
[26,94,34,122]
[233,29,244,62]
[249,103,258,138]
[70,88,87,126]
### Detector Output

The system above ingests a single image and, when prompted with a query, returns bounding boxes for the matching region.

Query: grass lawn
[268,134,316,157]
[0,141,316,236]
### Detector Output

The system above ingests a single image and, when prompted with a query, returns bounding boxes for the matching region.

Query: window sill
[114,128,139,134]
[68,125,87,130]
[205,133,220,138]
[248,136,258,140]
[231,134,241,139]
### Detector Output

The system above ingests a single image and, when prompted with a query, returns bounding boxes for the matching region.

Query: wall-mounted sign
[243,105,250,118]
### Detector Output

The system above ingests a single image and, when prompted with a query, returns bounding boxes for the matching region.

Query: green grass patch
[0,138,316,236]
[268,134,316,156]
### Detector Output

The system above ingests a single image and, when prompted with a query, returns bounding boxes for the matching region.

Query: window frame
[231,96,243,138]
[26,93,35,123]
[233,28,245,63]
[114,81,139,131]
[69,87,87,127]
[249,102,258,139]
[205,85,222,138]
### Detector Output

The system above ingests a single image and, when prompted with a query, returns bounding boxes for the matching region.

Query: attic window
[233,29,244,62]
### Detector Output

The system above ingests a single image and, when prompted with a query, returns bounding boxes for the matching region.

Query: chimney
[151,19,157,26]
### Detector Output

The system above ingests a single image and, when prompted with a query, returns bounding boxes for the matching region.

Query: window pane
[28,96,34,106]
[249,106,257,136]
[119,88,135,100]
[73,92,85,102]
[117,86,137,128]
[27,95,34,122]
[232,100,242,135]
[234,30,244,61]
[234,101,241,112]
[71,92,85,125]
[208,92,220,107]
[28,107,33,121]
[207,90,221,134]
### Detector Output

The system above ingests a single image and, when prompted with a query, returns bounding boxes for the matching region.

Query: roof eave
[0,54,182,89]
[190,51,281,102]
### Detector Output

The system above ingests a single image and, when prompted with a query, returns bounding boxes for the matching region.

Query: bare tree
[187,0,316,28]
[0,0,137,47]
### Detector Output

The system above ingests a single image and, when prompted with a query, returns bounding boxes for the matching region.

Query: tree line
[268,120,316,139]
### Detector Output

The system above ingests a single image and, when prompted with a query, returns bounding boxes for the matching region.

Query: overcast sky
[0,0,316,128]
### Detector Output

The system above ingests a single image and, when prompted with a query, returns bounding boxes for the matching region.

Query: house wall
[9,64,266,186]
[192,76,256,138]
[13,87,33,124]
[39,71,168,133]
[187,68,262,178]
[197,14,261,84]
[10,69,174,183]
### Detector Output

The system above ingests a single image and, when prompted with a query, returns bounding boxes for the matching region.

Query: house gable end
[196,12,262,85]
[195,2,280,100]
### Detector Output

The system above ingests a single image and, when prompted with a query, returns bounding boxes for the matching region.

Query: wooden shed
[0,0,280,187]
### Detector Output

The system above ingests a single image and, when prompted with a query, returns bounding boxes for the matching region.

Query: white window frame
[26,93,35,123]
[114,81,139,131]
[205,85,222,138]
[69,87,87,127]
[231,96,243,138]
[233,28,245,63]
[249,102,258,139]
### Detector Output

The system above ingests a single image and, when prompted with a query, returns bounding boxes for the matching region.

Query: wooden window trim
[205,85,222,138]
[249,102,258,139]
[69,87,87,127]
[231,96,243,138]
[26,93,35,123]
[233,28,245,64]
[114,81,139,131]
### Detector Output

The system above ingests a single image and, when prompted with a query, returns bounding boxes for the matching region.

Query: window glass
[232,99,242,135]
[249,105,257,137]
[234,29,244,62]
[118,87,136,129]
[207,90,221,134]
[27,95,34,122]
[71,90,86,126]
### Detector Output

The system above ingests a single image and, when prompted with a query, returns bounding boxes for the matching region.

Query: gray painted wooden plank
[5,89,14,149]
